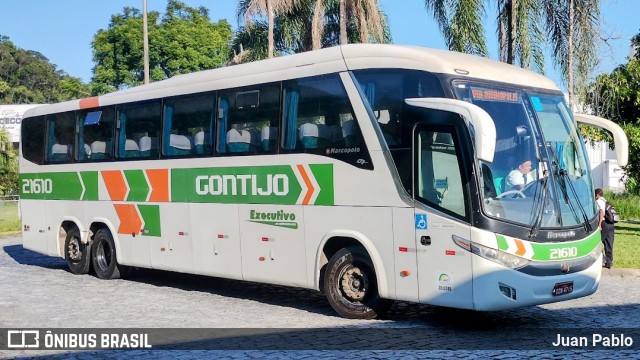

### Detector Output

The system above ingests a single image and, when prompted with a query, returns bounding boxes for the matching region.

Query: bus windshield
[454,83,595,230]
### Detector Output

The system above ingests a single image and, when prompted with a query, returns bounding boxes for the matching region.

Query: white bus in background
[19,44,628,319]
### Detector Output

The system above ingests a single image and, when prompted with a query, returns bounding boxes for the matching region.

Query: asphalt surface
[1,235,639,359]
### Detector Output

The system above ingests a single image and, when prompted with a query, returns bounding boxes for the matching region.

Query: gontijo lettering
[196,174,289,196]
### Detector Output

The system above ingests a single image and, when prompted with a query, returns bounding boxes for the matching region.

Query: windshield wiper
[528,171,549,238]
[558,168,592,232]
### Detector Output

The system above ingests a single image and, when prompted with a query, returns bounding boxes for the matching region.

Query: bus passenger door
[413,124,474,309]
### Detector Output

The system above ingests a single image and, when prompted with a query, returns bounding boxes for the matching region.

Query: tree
[0,129,18,196]
[0,35,89,103]
[91,0,233,93]
[423,0,489,56]
[311,0,386,48]
[583,58,640,193]
[497,0,545,71]
[238,0,302,58]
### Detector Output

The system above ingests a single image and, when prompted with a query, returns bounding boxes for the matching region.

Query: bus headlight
[453,237,530,269]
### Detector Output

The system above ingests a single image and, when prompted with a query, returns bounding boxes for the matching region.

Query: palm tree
[497,0,545,71]
[311,0,386,49]
[423,0,488,56]
[238,0,302,58]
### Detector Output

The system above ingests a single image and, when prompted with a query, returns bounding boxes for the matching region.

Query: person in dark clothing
[595,188,614,269]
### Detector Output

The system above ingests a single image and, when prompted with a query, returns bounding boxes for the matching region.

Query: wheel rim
[95,239,112,272]
[339,265,369,302]
[67,236,82,263]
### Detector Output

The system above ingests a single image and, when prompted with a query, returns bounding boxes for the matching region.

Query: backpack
[604,202,620,224]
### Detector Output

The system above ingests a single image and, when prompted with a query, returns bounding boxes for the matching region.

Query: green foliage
[91,0,233,93]
[0,200,21,234]
[0,130,18,196]
[0,35,91,103]
[583,58,640,193]
[612,221,640,269]
[232,0,391,62]
[604,191,640,220]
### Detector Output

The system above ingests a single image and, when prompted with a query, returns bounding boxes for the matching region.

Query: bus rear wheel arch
[324,246,392,319]
[64,225,91,275]
[91,228,126,280]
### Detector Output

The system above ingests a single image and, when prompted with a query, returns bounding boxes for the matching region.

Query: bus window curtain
[163,105,174,155]
[118,112,127,157]
[78,117,85,160]
[364,82,375,109]
[218,98,228,153]
[47,119,56,161]
[284,90,299,150]
[208,99,215,150]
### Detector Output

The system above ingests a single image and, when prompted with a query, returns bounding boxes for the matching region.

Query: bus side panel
[239,204,307,287]
[305,206,395,298]
[150,203,193,273]
[191,203,242,280]
[20,199,48,255]
[392,207,419,302]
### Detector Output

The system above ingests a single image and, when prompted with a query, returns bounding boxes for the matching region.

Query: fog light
[499,283,517,300]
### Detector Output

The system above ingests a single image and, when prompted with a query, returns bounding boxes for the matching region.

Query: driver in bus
[505,158,534,191]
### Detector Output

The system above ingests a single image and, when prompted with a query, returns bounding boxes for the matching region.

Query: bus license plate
[552,281,573,296]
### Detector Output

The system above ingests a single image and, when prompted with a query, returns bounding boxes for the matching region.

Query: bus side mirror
[574,113,629,167]
[405,98,497,163]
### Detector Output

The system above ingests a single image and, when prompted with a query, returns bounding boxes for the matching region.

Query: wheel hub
[67,238,81,261]
[340,266,368,301]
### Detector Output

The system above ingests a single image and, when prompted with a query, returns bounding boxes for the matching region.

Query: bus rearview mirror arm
[405,98,497,163]
[573,113,629,167]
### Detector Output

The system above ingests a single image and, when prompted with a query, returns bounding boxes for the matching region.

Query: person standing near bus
[595,188,614,269]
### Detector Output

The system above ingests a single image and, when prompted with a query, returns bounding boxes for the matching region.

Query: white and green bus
[19,44,628,319]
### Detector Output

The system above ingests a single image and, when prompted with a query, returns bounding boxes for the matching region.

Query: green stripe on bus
[310,164,334,206]
[496,234,509,251]
[138,205,161,237]
[124,170,149,202]
[80,171,98,200]
[529,231,601,261]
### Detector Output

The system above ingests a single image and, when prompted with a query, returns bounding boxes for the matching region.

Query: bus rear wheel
[91,228,124,280]
[324,246,392,319]
[64,226,91,275]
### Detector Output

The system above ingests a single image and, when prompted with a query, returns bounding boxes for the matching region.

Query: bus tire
[64,226,91,275]
[91,228,123,280]
[324,246,392,319]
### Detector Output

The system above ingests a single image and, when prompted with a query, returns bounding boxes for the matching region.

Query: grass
[612,221,640,269]
[0,200,21,234]
[604,191,640,221]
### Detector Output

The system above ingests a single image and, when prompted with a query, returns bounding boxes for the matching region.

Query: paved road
[1,235,639,359]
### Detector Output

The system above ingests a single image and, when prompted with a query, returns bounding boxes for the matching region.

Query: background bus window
[163,93,215,157]
[77,107,115,161]
[47,112,76,163]
[21,116,46,165]
[117,101,161,159]
[282,74,363,153]
[217,83,280,155]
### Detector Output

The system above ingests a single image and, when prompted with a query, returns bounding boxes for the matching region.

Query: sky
[0,0,638,90]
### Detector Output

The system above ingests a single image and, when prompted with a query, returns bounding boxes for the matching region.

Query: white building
[0,104,44,144]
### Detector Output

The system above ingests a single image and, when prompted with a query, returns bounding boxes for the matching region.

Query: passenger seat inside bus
[194,131,209,155]
[168,134,193,156]
[90,141,107,160]
[49,143,70,162]
[123,139,140,158]
[299,123,332,149]
[226,129,253,153]
[261,126,277,152]
[342,120,358,147]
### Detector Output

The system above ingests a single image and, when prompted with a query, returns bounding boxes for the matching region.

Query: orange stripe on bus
[146,169,169,202]
[297,164,314,205]
[113,204,142,235]
[102,170,127,201]
[79,97,100,109]
[514,239,526,256]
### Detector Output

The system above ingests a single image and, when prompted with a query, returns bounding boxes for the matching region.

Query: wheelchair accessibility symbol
[415,214,427,230]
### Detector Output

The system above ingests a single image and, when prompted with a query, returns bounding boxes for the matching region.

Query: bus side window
[163,93,215,158]
[117,101,161,160]
[47,112,76,163]
[282,74,364,152]
[78,107,115,161]
[218,83,280,156]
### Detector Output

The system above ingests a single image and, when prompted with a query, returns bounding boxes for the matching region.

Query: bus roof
[24,44,560,118]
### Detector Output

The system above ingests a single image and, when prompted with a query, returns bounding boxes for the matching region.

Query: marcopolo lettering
[195,174,289,196]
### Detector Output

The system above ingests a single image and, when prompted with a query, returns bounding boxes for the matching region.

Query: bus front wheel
[91,228,124,280]
[64,226,91,275]
[324,247,392,319]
